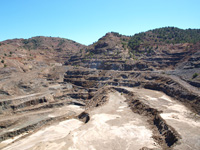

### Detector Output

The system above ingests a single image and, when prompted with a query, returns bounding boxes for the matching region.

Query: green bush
[192,73,199,79]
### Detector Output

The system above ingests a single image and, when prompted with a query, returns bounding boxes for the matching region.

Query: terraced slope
[0,27,200,150]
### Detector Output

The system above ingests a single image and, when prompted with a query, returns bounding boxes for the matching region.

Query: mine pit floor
[1,88,200,150]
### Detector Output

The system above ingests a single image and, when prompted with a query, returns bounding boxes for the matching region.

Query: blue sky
[1,0,200,45]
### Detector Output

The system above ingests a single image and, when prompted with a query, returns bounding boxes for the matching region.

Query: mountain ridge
[0,26,200,82]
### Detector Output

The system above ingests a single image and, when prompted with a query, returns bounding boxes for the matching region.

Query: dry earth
[1,88,199,150]
[1,29,200,150]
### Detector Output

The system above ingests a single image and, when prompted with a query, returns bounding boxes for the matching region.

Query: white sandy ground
[124,87,200,150]
[2,88,200,150]
[0,105,84,149]
[2,91,160,150]
[65,92,159,150]
[2,119,83,150]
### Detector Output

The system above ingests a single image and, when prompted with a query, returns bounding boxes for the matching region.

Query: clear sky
[1,0,200,45]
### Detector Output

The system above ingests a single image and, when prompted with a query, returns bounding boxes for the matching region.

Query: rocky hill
[0,36,85,99]
[0,36,85,69]
[0,27,200,150]
[66,27,200,85]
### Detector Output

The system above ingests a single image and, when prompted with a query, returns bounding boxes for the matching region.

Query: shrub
[192,73,199,79]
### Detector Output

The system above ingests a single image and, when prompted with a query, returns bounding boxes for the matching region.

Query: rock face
[0,27,200,149]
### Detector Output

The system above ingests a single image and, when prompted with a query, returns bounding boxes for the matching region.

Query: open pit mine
[0,27,200,150]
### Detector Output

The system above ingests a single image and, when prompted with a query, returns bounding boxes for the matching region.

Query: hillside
[66,28,200,84]
[1,27,200,98]
[0,27,200,150]
[128,27,200,51]
[0,36,85,70]
[0,36,85,99]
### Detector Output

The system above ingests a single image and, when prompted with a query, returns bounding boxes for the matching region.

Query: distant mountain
[1,36,85,52]
[0,36,86,70]
[21,36,85,52]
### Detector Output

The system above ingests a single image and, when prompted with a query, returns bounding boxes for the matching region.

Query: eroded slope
[0,27,200,150]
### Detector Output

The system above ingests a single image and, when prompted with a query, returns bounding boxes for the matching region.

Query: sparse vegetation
[121,42,127,49]
[23,39,29,44]
[111,32,122,37]
[192,73,199,79]
[58,39,65,46]
[23,38,41,49]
